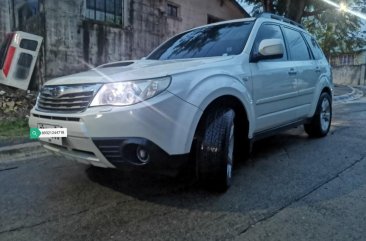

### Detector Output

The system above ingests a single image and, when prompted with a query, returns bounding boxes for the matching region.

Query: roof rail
[256,12,305,29]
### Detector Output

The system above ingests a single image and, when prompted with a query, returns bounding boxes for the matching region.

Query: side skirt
[249,119,309,152]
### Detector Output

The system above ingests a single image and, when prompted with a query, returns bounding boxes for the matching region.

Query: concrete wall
[44,0,162,77]
[44,0,246,79]
[332,65,366,86]
[356,51,366,65]
[0,0,11,44]
[44,0,130,78]
[129,0,168,59]
[166,0,247,37]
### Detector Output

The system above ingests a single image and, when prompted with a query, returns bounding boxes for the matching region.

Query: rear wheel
[304,92,332,137]
[196,108,235,192]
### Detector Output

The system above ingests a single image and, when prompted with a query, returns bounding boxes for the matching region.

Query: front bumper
[29,91,201,171]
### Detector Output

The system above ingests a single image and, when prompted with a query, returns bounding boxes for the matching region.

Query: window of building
[167,3,179,18]
[85,0,124,25]
[15,0,39,15]
[15,0,39,27]
[283,27,311,61]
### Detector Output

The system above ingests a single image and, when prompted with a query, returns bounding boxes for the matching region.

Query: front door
[250,24,298,132]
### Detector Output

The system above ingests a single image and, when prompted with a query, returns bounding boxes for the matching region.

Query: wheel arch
[309,78,333,118]
[188,95,251,153]
[321,86,332,98]
[174,73,255,154]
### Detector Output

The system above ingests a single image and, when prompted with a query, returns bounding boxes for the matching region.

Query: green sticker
[30,128,41,139]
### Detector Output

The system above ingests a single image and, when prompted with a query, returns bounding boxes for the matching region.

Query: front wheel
[196,108,235,192]
[304,92,332,137]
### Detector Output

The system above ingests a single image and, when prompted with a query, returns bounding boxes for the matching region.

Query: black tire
[304,92,332,137]
[196,108,235,192]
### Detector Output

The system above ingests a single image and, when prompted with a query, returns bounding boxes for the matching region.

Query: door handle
[315,67,321,73]
[288,68,297,76]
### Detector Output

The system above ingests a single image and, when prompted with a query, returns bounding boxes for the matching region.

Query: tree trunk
[285,0,291,16]
[286,0,307,22]
[262,0,274,13]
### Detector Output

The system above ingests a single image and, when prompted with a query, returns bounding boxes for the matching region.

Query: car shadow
[84,124,364,215]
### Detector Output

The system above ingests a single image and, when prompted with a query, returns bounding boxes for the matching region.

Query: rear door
[303,33,330,88]
[0,31,43,90]
[282,27,318,118]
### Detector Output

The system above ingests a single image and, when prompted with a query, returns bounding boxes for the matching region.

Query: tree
[239,0,366,56]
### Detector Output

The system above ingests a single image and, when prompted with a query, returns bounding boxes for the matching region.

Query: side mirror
[250,39,284,62]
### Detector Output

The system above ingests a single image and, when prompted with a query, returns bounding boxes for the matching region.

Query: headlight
[90,76,171,106]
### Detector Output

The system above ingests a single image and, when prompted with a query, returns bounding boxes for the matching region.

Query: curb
[333,86,364,103]
[0,142,50,164]
[355,85,366,91]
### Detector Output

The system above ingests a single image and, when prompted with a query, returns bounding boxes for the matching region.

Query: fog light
[136,146,149,163]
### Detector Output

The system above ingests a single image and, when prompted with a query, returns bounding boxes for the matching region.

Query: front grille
[32,114,80,122]
[36,84,101,113]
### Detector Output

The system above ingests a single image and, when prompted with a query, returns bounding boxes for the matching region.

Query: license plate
[37,123,64,146]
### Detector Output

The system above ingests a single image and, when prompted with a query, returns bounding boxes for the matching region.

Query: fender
[308,74,333,118]
[168,72,256,152]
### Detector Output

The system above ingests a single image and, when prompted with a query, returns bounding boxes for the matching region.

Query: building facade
[0,0,248,88]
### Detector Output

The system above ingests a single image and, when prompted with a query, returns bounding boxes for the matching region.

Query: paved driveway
[1,100,366,241]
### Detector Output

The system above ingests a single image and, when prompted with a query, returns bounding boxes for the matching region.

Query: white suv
[29,13,333,191]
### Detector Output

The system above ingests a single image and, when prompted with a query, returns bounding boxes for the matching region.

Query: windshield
[147,21,254,60]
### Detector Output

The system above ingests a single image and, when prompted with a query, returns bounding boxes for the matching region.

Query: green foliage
[0,118,29,137]
[239,0,366,56]
[303,9,365,56]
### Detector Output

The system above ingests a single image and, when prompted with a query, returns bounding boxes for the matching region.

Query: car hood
[44,56,234,86]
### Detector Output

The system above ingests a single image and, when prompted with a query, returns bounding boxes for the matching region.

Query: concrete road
[1,100,366,241]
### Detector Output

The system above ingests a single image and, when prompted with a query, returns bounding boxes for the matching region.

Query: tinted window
[15,53,33,80]
[252,24,287,61]
[148,21,254,60]
[303,34,325,60]
[283,27,310,61]
[20,39,38,51]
